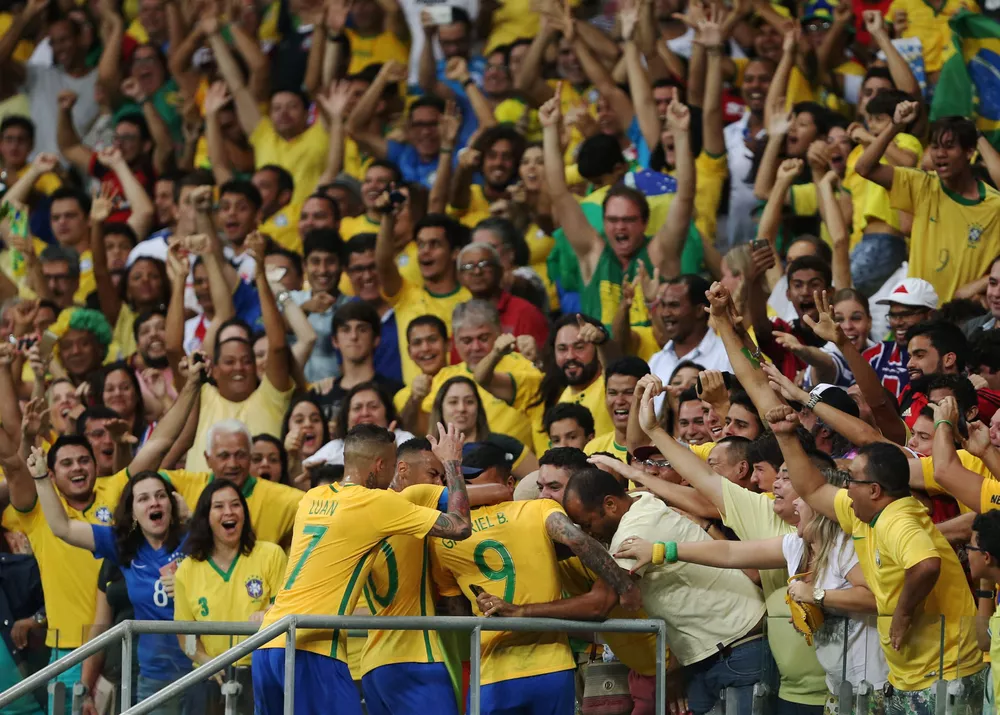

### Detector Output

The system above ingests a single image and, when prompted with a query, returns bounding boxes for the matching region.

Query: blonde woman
[616,469,889,714]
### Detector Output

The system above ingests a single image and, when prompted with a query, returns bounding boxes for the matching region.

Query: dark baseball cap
[461,441,516,479]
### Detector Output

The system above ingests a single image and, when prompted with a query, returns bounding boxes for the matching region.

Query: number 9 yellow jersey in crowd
[173,541,287,665]
[259,482,441,660]
[359,484,449,676]
[429,499,575,685]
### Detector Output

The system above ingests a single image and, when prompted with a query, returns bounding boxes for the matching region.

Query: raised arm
[425,424,473,540]
[100,147,155,240]
[56,92,94,174]
[204,81,235,185]
[228,21,271,101]
[373,191,404,297]
[247,231,292,391]
[539,88,602,264]
[472,334,518,403]
[513,19,559,105]
[120,78,174,175]
[128,359,205,474]
[571,31,632,133]
[95,6,124,100]
[428,107,461,214]
[929,397,986,511]
[620,10,658,151]
[0,0,46,85]
[346,61,404,159]
[649,99,693,279]
[977,133,1000,189]
[546,511,641,609]
[767,404,840,520]
[863,11,919,97]
[752,102,792,201]
[27,446,96,551]
[88,186,123,325]
[206,19,261,137]
[817,172,851,290]
[315,81,351,186]
[589,453,722,520]
[163,244,188,384]
[855,100,919,190]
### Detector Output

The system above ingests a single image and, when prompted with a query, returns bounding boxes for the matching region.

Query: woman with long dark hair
[27,451,193,714]
[250,434,289,485]
[280,393,331,479]
[173,480,286,715]
[92,361,150,443]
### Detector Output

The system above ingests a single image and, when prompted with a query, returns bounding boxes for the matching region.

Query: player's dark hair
[310,464,344,488]
[538,447,590,473]
[565,467,627,510]
[905,320,970,373]
[397,438,433,462]
[344,423,396,456]
[114,471,184,567]
[542,403,596,438]
[185,479,257,561]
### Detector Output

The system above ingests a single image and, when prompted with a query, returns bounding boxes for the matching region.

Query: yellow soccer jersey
[249,119,330,206]
[4,483,121,648]
[885,0,979,73]
[560,374,613,438]
[584,432,628,462]
[359,484,448,675]
[339,213,382,241]
[918,451,991,514]
[833,490,982,690]
[344,28,409,75]
[889,168,1000,302]
[259,482,440,660]
[694,152,727,243]
[390,278,472,384]
[259,200,303,255]
[420,360,535,448]
[173,541,287,664]
[343,136,375,182]
[447,185,492,229]
[557,556,658,676]
[430,500,575,684]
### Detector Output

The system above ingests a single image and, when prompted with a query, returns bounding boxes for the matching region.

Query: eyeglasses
[347,263,378,276]
[459,259,495,273]
[887,308,925,322]
[966,544,985,553]
[845,476,878,486]
[804,20,831,32]
[642,459,671,469]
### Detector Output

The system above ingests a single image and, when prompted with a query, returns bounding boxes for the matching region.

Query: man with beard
[449,125,525,227]
[649,275,732,391]
[130,310,177,412]
[456,243,548,346]
[857,105,1000,302]
[748,254,832,380]
[541,86,694,330]
[862,278,937,398]
[39,246,81,311]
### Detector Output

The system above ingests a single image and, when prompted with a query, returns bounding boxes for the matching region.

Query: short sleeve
[91,525,119,563]
[720,479,783,540]
[373,489,441,539]
[894,133,923,159]
[781,533,805,576]
[834,534,860,584]
[400,483,446,510]
[880,513,939,569]
[833,488,857,534]
[264,543,288,602]
[789,183,819,217]
[173,562,193,621]
[255,374,295,407]
[981,479,1000,513]
[918,456,945,495]
[429,543,462,597]
[386,140,406,166]
[888,167,929,214]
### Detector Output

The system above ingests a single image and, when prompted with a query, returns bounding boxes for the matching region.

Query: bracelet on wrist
[933,419,954,430]
[31,474,48,481]
[440,145,454,154]
[975,588,996,600]
[665,541,678,564]
[651,542,665,565]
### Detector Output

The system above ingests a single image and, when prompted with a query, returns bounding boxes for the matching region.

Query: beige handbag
[581,646,633,715]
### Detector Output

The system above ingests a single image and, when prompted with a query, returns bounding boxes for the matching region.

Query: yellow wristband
[651,542,666,565]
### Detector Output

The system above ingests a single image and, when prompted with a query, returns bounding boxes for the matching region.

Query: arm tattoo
[546,513,634,597]
[428,459,472,540]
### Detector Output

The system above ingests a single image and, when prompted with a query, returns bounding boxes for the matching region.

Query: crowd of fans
[0,0,1000,711]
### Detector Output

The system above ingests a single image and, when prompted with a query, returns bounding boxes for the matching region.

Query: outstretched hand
[428,422,464,463]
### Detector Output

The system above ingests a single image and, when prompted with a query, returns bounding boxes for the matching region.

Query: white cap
[875,278,939,310]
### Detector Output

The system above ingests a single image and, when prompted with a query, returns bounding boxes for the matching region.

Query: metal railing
[0,616,669,715]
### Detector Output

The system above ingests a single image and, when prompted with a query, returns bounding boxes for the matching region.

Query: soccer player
[251,423,474,715]
[430,441,641,715]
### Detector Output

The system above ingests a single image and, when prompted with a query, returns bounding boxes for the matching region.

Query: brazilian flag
[930,10,1000,149]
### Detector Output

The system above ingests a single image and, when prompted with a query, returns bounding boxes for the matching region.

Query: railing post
[71,681,87,715]
[121,623,133,710]
[655,622,666,715]
[48,681,66,715]
[283,620,296,715]
[469,626,482,715]
[222,678,241,715]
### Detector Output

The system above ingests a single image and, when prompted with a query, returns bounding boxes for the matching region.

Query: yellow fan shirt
[888,168,1000,303]
[249,119,331,206]
[833,489,983,690]
[173,541,287,664]
[389,279,472,384]
[359,484,448,675]
[430,499,575,684]
[259,482,440,660]
[584,432,628,462]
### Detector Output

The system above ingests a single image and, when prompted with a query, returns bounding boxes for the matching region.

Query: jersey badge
[245,577,264,599]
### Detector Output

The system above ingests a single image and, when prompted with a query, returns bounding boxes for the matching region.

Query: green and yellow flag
[930,10,1000,149]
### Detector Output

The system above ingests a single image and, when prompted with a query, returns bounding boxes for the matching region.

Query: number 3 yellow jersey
[259,482,440,660]
[430,500,575,685]
[359,484,448,676]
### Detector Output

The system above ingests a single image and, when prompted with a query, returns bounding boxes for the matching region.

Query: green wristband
[665,541,678,564]
[933,419,954,430]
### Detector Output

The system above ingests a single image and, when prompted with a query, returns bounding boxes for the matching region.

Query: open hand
[428,422,465,462]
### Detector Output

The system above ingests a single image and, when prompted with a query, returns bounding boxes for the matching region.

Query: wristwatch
[806,392,821,411]
[813,587,826,608]
[32,610,46,626]
[276,290,291,306]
